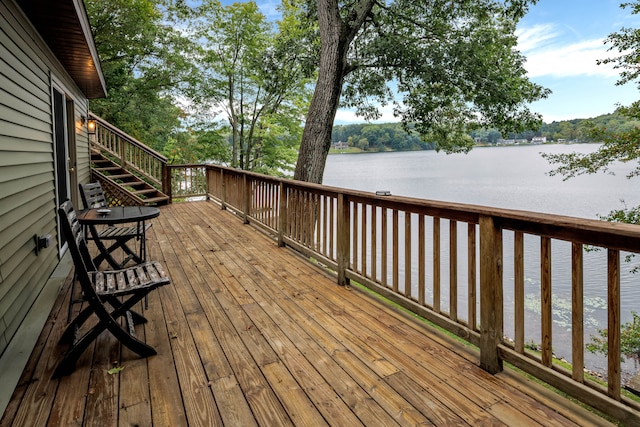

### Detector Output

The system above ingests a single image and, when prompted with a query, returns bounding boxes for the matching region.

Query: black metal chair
[54,200,170,378]
[79,182,151,268]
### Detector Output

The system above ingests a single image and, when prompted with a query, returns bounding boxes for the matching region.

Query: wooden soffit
[16,0,106,99]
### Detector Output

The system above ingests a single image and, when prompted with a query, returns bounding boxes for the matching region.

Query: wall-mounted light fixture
[34,234,52,255]
[87,118,97,134]
[80,115,87,126]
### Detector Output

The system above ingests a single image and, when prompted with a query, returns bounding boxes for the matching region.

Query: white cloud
[517,24,617,79]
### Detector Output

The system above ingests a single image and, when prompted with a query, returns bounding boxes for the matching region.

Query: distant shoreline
[328,141,598,155]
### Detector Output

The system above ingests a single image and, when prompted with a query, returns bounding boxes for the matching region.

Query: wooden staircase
[91,150,169,206]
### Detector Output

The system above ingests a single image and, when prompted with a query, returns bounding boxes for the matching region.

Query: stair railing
[88,113,168,191]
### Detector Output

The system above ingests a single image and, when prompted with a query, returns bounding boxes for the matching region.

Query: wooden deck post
[162,164,172,204]
[479,215,503,374]
[337,193,350,286]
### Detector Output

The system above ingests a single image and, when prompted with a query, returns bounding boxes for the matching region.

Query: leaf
[107,366,125,375]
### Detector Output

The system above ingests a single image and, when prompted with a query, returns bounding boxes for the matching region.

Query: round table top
[77,206,160,224]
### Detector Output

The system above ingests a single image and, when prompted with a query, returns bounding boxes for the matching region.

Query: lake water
[323,144,640,378]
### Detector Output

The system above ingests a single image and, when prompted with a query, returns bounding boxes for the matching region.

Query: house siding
[0,0,90,356]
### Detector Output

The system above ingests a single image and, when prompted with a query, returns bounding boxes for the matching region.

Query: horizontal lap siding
[0,0,89,356]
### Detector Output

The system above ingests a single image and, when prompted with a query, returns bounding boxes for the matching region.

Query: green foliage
[86,0,199,152]
[337,0,549,152]
[332,123,434,152]
[332,110,640,151]
[587,312,640,362]
[187,0,313,174]
[542,1,640,222]
[294,0,549,182]
[543,1,640,366]
[163,127,231,165]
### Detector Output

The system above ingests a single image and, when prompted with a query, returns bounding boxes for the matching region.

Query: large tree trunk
[293,0,348,184]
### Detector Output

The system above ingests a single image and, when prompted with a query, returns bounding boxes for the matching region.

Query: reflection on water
[323,144,640,378]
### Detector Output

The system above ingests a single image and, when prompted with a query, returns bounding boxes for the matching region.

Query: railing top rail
[89,112,168,163]
[199,162,640,251]
[167,164,207,168]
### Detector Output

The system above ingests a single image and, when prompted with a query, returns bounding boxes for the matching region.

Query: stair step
[143,196,170,205]
[95,167,123,172]
[125,182,148,188]
[90,148,170,205]
[134,189,158,195]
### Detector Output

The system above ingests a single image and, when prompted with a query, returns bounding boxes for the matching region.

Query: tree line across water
[331,111,640,152]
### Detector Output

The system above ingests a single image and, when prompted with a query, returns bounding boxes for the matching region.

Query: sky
[252,0,640,125]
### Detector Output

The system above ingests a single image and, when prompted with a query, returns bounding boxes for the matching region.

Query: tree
[543,1,640,223]
[86,0,199,151]
[587,312,640,363]
[193,0,314,172]
[163,127,231,164]
[293,0,549,183]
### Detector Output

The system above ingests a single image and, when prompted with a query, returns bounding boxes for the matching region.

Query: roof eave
[16,0,107,99]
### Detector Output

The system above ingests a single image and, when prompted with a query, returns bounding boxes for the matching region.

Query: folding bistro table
[77,206,160,269]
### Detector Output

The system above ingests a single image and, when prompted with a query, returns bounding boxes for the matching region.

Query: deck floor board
[1,201,613,426]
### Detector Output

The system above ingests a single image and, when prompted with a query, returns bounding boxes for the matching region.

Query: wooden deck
[1,201,613,426]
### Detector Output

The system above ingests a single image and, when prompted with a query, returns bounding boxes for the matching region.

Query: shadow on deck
[1,201,614,426]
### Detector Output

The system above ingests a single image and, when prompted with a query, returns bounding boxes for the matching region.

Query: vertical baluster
[271,183,276,228]
[277,182,286,247]
[382,208,388,288]
[418,214,426,305]
[433,217,441,313]
[298,190,304,243]
[300,190,306,245]
[315,193,321,251]
[450,220,458,320]
[308,192,316,248]
[329,197,335,260]
[322,196,328,256]
[352,202,359,271]
[405,211,412,298]
[468,223,477,330]
[296,190,307,245]
[361,204,367,276]
[392,209,399,293]
[541,237,552,367]
[514,231,525,353]
[608,249,621,400]
[572,242,584,383]
[372,206,378,283]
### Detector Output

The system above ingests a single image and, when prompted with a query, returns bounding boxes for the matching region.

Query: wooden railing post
[337,193,350,286]
[278,182,286,247]
[162,164,172,203]
[479,215,503,374]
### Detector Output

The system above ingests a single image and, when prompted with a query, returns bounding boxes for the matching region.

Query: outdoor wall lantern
[87,118,97,134]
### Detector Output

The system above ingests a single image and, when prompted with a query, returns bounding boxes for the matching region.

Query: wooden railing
[89,113,167,189]
[167,163,640,424]
[166,165,207,200]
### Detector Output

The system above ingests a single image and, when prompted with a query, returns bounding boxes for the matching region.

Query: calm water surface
[323,144,640,377]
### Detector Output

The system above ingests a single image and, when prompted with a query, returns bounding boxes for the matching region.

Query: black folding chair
[79,182,151,268]
[54,200,170,378]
